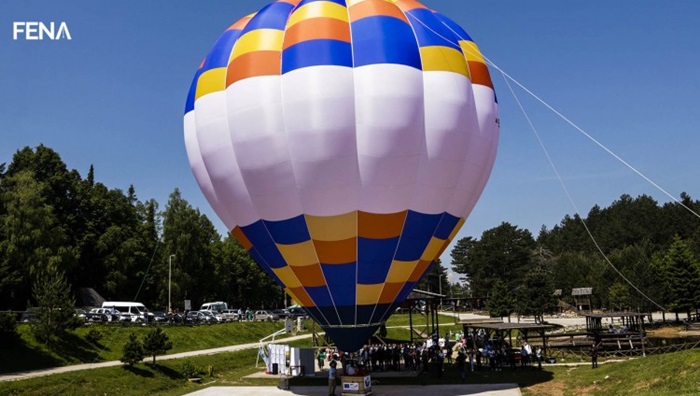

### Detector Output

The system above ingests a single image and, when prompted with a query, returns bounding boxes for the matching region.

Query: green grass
[3,338,700,396]
[2,321,298,374]
[535,348,700,396]
[3,314,459,374]
[0,349,268,396]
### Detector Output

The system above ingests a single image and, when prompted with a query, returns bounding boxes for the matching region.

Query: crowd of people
[316,330,545,382]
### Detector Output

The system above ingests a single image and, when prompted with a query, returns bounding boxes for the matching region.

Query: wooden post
[640,314,646,357]
[540,329,547,358]
[409,302,414,344]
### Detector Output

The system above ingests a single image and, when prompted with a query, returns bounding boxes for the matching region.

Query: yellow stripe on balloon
[287,1,350,28]
[459,40,487,65]
[421,236,445,262]
[448,218,466,241]
[194,68,227,100]
[277,240,319,267]
[229,29,284,63]
[305,212,357,241]
[273,266,302,288]
[420,46,470,77]
[385,260,419,283]
[356,283,384,305]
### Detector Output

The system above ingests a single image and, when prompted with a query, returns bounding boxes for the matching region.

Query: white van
[102,301,153,323]
[200,301,227,313]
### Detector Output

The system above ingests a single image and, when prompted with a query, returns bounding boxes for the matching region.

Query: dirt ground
[648,326,684,338]
[523,380,565,396]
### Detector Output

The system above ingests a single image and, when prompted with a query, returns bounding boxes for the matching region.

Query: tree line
[2,145,699,321]
[0,145,283,312]
[451,194,700,320]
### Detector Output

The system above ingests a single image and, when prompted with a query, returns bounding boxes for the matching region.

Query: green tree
[142,327,173,365]
[452,223,535,298]
[486,279,514,320]
[0,311,19,344]
[162,189,220,308]
[0,170,74,309]
[450,237,474,283]
[121,332,144,367]
[660,236,700,317]
[608,281,631,311]
[515,249,557,323]
[30,266,81,343]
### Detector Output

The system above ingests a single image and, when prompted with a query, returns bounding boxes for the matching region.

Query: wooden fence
[546,339,700,362]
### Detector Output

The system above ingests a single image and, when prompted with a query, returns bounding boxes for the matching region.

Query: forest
[1,145,699,318]
[0,145,282,311]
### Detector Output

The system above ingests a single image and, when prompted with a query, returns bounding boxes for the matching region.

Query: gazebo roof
[462,322,555,332]
[585,312,648,318]
[572,287,593,296]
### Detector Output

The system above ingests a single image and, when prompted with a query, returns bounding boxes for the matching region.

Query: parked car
[185,311,202,324]
[199,310,223,323]
[86,308,119,322]
[199,301,228,313]
[185,310,218,324]
[102,301,153,323]
[272,309,290,320]
[254,310,279,321]
[221,309,240,322]
[285,307,308,319]
[152,311,168,323]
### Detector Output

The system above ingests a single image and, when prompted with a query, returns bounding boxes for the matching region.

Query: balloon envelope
[184,0,499,352]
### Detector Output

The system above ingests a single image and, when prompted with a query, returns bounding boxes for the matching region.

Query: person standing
[328,360,338,396]
[318,348,326,371]
[590,342,599,369]
[456,349,467,382]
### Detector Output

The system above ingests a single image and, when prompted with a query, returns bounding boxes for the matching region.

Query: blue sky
[2,1,699,282]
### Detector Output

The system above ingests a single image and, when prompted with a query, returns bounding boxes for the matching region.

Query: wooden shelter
[585,312,648,355]
[400,288,446,343]
[461,321,555,357]
[572,287,593,312]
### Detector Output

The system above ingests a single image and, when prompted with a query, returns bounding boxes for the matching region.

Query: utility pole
[168,254,175,313]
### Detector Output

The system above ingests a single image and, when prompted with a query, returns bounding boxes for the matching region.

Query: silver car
[254,310,279,321]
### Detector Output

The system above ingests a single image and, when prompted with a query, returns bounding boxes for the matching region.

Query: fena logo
[13,22,72,41]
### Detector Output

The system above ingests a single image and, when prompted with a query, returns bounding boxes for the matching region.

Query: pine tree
[30,266,81,343]
[515,260,557,323]
[662,236,700,316]
[142,327,173,365]
[121,332,144,367]
[486,280,514,320]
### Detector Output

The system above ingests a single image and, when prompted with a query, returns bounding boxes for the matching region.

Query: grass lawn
[3,321,297,374]
[2,313,466,374]
[2,336,699,396]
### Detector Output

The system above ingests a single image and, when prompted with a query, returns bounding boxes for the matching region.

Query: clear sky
[2,1,699,283]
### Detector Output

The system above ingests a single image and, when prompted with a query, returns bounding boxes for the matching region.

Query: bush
[0,312,19,343]
[142,327,172,365]
[181,361,203,379]
[86,328,103,344]
[120,332,144,366]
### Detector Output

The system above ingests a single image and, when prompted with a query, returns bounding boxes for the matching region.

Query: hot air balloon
[184,0,499,352]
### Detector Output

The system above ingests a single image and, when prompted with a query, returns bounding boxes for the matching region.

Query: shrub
[120,332,144,366]
[86,328,103,344]
[181,361,203,379]
[0,312,19,343]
